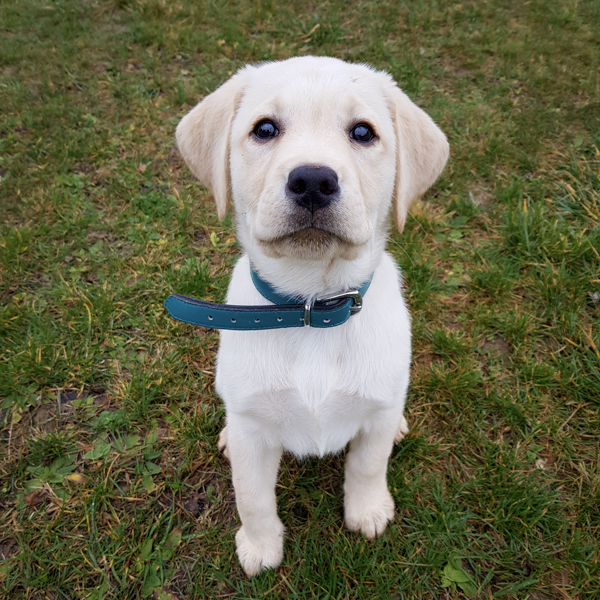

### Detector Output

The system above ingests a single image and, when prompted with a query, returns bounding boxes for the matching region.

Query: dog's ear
[386,84,449,232]
[176,69,251,220]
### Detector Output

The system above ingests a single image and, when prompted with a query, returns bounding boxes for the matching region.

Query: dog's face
[177,57,449,265]
[228,60,397,261]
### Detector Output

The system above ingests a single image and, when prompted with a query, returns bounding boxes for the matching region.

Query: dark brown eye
[350,123,375,143]
[253,119,279,140]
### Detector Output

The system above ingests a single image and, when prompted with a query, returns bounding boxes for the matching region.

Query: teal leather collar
[164,268,372,331]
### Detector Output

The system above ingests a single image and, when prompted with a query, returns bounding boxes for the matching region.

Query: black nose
[286,165,340,211]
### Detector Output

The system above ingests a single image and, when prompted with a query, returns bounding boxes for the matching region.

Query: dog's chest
[216,318,409,456]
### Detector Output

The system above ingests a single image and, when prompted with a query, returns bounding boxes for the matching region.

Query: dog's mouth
[258,207,356,245]
[265,226,344,246]
[257,226,363,260]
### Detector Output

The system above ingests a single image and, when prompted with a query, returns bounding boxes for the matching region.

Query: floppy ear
[176,69,250,220]
[387,85,450,232]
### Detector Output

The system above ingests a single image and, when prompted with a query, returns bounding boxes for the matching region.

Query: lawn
[1,0,599,598]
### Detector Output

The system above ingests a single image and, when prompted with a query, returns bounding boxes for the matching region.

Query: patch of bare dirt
[411,351,441,375]
[182,490,205,517]
[444,311,464,332]
[0,537,18,560]
[32,404,56,433]
[85,230,117,244]
[29,273,52,289]
[527,592,553,600]
[90,61,109,74]
[468,183,494,206]
[192,228,207,246]
[480,335,513,356]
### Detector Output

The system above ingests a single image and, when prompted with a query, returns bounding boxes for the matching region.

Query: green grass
[1,0,599,598]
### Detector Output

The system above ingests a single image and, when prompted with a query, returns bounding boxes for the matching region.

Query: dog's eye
[350,123,375,143]
[253,120,279,140]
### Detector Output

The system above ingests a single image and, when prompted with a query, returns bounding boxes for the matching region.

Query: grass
[0,0,599,598]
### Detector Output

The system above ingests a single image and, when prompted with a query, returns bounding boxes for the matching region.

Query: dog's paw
[394,415,410,444]
[235,523,285,577]
[344,488,395,539]
[217,427,230,459]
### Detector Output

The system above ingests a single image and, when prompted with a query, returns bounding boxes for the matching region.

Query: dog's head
[177,57,448,271]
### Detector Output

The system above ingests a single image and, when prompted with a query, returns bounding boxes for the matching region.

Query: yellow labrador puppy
[174,56,449,576]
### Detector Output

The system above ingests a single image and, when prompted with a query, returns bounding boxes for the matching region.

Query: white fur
[176,56,449,576]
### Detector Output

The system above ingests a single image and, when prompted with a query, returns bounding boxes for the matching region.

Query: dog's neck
[242,235,387,301]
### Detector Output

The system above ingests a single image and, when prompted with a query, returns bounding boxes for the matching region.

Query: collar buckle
[317,290,363,315]
[303,289,363,327]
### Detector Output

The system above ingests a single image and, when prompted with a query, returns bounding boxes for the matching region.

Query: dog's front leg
[344,419,400,539]
[227,419,284,577]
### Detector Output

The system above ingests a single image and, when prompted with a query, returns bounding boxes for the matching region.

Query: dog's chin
[258,228,362,261]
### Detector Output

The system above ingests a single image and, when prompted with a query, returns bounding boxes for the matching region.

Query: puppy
[175,56,449,576]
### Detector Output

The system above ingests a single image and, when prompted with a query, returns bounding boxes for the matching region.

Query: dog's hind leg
[217,426,230,459]
[394,415,410,444]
